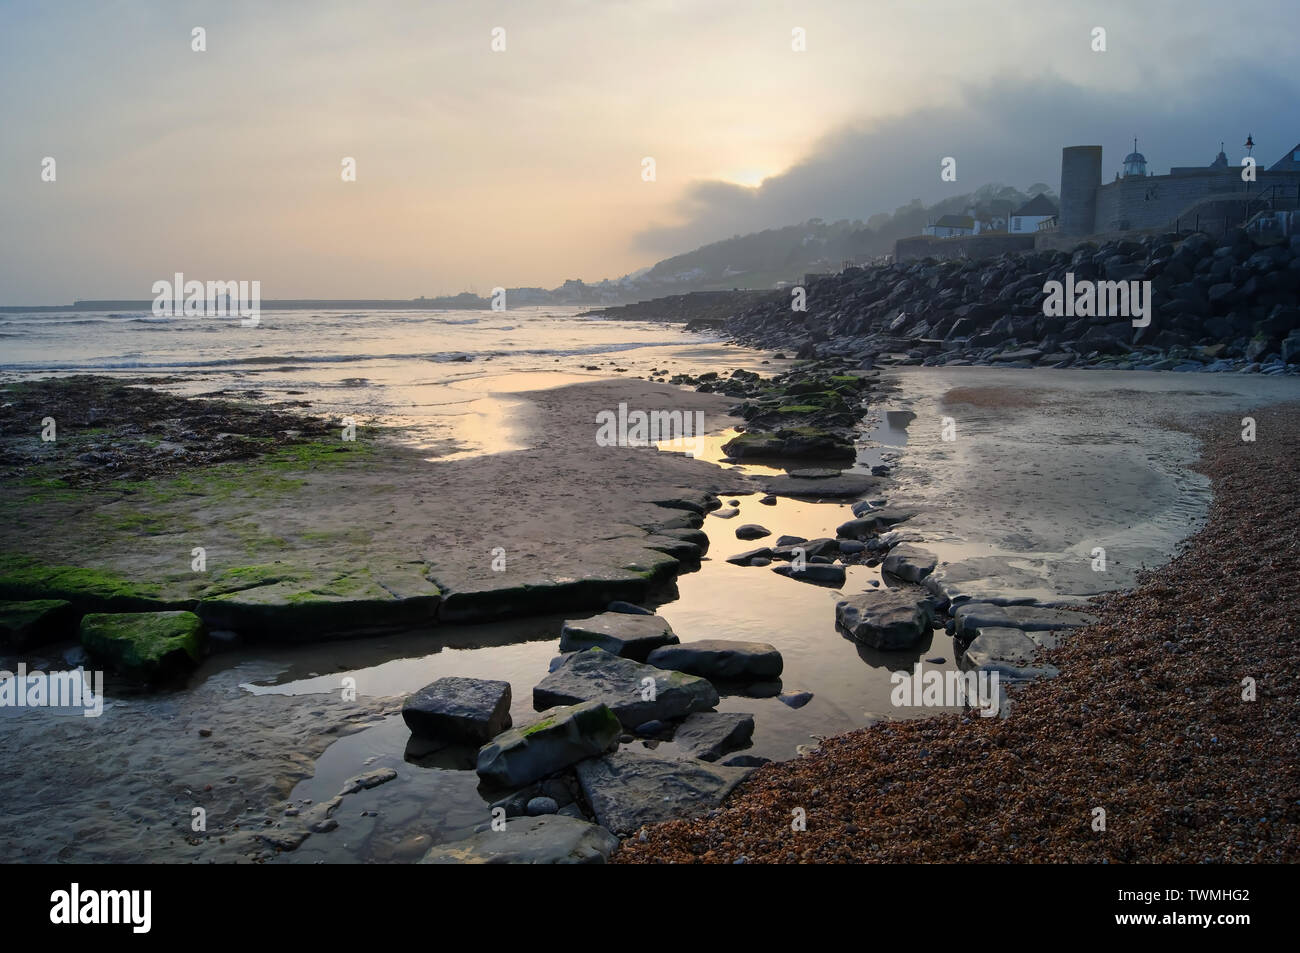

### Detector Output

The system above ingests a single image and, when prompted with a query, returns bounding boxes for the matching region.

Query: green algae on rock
[79,610,206,682]
[721,427,854,461]
[0,599,79,649]
[476,700,622,789]
[0,555,182,613]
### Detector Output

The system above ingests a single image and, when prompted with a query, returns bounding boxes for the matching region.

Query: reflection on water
[878,410,916,444]
[249,484,960,862]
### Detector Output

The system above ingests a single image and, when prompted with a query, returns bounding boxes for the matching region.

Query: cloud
[634,68,1300,255]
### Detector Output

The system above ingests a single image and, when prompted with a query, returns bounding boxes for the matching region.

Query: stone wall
[1093,170,1300,233]
[894,233,1035,262]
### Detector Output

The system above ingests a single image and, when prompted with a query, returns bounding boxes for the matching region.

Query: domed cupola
[1122,138,1147,178]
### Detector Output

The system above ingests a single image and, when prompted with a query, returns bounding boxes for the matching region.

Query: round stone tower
[1060,145,1103,236]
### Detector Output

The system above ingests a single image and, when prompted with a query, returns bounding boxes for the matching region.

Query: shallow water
[12,320,1300,860]
[0,307,782,458]
[243,491,962,862]
[245,365,1300,862]
[227,401,971,862]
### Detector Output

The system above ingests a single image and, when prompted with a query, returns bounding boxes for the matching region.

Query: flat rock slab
[881,543,938,582]
[656,527,709,551]
[962,627,1060,681]
[198,567,441,638]
[772,563,847,586]
[575,749,753,834]
[671,711,755,762]
[836,508,917,539]
[559,612,679,661]
[476,700,621,789]
[641,534,703,562]
[770,537,840,561]
[646,639,783,680]
[952,602,1098,640]
[735,524,771,540]
[786,468,843,479]
[764,473,878,498]
[419,815,618,864]
[402,676,512,745]
[726,547,773,566]
[923,557,1045,607]
[533,648,720,728]
[835,589,935,650]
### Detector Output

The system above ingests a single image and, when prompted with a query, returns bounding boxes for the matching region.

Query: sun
[715,169,771,188]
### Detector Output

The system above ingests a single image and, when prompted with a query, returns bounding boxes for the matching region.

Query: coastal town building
[896,136,1300,261]
[922,214,978,237]
[1008,193,1059,233]
[1059,138,1300,236]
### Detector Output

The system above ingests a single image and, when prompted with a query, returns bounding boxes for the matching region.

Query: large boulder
[881,544,938,582]
[475,700,621,788]
[533,648,719,728]
[670,711,755,762]
[646,639,783,680]
[402,676,512,745]
[771,563,847,586]
[79,610,205,682]
[835,589,935,650]
[575,749,752,834]
[558,612,679,661]
[419,815,618,864]
[837,508,916,539]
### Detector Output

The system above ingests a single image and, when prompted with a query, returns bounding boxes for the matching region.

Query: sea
[0,306,740,457]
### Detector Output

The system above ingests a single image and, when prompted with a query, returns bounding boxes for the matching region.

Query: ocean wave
[0,334,698,374]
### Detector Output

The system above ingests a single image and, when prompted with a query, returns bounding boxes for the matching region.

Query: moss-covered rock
[476,701,622,788]
[80,610,206,682]
[721,427,854,461]
[0,555,180,613]
[0,599,79,649]
[197,569,440,639]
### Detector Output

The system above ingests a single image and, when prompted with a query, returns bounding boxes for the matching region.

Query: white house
[922,214,977,237]
[1009,194,1059,234]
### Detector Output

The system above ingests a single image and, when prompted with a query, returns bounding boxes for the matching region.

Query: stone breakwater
[722,228,1300,375]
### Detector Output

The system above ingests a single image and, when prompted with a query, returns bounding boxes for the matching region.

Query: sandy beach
[3,360,1297,862]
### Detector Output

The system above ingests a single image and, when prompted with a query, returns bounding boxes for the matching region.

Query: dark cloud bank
[636,69,1300,255]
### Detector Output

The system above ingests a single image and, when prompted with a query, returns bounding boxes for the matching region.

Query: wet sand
[617,398,1300,863]
[5,365,1298,862]
[872,367,1300,603]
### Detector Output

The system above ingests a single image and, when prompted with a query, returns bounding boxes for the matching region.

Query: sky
[1,0,1297,304]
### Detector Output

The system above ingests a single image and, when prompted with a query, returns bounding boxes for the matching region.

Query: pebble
[526,797,559,816]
